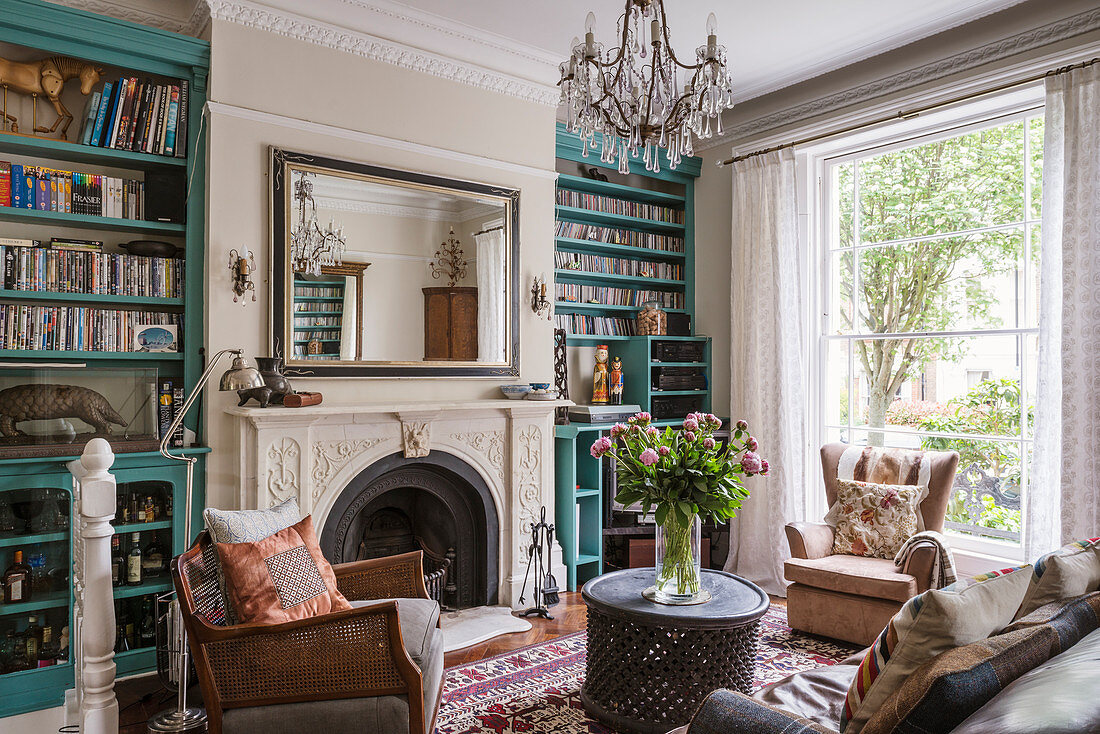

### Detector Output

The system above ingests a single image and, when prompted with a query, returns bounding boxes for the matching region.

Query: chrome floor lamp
[148,348,263,734]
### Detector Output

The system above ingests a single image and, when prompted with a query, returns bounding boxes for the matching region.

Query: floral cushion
[204,497,300,543]
[841,564,1031,733]
[830,479,924,559]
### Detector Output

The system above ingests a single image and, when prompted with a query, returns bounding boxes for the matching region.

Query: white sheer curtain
[725,148,807,596]
[1029,63,1100,555]
[338,275,356,360]
[474,227,506,362]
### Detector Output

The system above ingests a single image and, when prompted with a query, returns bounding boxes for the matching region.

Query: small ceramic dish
[500,385,532,400]
[525,390,558,401]
[529,382,551,391]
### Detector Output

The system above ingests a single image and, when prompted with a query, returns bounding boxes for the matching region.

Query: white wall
[203,20,557,509]
[694,147,733,419]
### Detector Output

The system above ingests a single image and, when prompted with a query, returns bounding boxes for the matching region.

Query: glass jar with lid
[636,301,668,336]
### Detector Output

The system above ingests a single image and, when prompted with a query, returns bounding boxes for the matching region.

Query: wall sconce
[531,274,551,320]
[228,248,257,303]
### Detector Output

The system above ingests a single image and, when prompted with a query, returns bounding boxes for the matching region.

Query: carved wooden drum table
[580,568,769,734]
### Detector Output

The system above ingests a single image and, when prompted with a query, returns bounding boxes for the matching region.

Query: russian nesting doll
[609,356,624,405]
[592,345,610,404]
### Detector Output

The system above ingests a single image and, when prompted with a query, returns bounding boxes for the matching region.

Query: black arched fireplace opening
[319,451,499,608]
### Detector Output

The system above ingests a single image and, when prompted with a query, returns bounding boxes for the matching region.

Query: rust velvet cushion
[214,515,352,625]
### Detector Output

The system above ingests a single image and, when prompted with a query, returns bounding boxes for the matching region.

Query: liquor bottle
[142,535,164,578]
[126,533,142,586]
[0,629,15,673]
[110,535,124,587]
[129,493,139,524]
[28,552,51,596]
[116,602,133,652]
[144,495,155,522]
[3,550,32,604]
[37,624,55,667]
[56,625,69,663]
[136,497,146,523]
[115,494,126,524]
[24,615,42,663]
[10,628,30,672]
[139,598,155,648]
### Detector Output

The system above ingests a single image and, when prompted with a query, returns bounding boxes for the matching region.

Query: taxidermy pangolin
[0,384,127,436]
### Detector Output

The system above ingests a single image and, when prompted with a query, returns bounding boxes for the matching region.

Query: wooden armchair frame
[171,532,441,734]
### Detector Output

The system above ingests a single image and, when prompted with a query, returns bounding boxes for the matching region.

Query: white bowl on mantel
[500,385,532,400]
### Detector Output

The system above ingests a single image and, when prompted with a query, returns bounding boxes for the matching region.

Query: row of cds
[555,251,682,280]
[553,313,636,337]
[556,189,684,224]
[555,283,684,309]
[555,221,684,252]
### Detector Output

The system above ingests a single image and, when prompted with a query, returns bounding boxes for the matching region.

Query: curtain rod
[472,224,505,237]
[717,56,1099,167]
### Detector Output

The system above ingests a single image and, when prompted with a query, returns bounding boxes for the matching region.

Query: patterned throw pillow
[830,479,924,559]
[214,515,351,625]
[1015,537,1100,619]
[841,564,1031,734]
[204,497,300,543]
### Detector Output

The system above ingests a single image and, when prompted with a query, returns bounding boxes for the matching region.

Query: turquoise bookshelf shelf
[0,206,186,234]
[0,0,209,718]
[553,122,707,592]
[0,529,68,548]
[0,129,187,170]
[0,290,184,307]
[0,349,184,360]
[0,590,69,616]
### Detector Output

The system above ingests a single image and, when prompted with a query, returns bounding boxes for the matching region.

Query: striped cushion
[841,564,1030,734]
[860,592,1100,734]
[1016,537,1100,619]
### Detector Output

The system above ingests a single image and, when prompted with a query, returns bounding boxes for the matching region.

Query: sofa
[671,591,1100,734]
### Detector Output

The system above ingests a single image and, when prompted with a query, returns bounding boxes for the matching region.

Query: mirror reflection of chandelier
[558,0,735,173]
[290,171,346,275]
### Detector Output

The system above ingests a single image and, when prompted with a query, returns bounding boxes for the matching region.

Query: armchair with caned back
[171,531,444,734]
[783,443,959,646]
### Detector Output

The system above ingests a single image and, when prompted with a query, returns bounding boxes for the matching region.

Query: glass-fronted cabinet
[0,477,74,712]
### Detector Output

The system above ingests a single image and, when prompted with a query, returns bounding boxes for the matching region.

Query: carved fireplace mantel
[226,398,570,608]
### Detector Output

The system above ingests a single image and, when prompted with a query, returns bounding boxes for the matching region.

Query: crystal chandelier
[558,0,734,173]
[290,171,346,276]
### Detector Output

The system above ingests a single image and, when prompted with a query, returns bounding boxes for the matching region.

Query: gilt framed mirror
[271,148,520,377]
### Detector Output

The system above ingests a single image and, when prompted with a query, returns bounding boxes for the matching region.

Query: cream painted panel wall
[204,20,557,508]
[694,148,732,418]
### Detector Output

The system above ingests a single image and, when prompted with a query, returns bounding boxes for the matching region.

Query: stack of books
[0,238,183,298]
[78,77,189,158]
[0,303,181,352]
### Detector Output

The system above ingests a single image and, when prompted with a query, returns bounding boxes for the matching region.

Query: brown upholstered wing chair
[172,533,443,734]
[783,443,959,646]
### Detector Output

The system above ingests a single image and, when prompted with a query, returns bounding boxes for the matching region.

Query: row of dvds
[294,316,341,328]
[554,221,684,252]
[556,190,684,224]
[79,77,189,159]
[0,304,181,352]
[554,314,637,337]
[0,245,183,298]
[555,283,685,309]
[554,251,683,280]
[293,286,343,298]
[0,163,145,220]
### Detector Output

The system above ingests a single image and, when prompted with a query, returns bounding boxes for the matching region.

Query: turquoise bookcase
[0,0,210,718]
[553,125,710,590]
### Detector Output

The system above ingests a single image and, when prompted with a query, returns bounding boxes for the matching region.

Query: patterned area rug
[438,604,859,733]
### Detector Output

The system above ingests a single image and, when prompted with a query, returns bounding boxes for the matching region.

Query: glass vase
[652,513,706,604]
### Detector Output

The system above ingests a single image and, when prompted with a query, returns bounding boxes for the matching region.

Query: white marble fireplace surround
[225,399,570,609]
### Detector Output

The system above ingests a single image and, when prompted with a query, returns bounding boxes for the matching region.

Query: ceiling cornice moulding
[46,0,210,36]
[205,0,560,107]
[699,5,1100,152]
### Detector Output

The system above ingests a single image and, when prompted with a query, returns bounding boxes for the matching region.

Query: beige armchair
[783,443,959,646]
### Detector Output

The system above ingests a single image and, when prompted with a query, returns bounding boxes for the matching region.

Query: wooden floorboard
[116,591,784,731]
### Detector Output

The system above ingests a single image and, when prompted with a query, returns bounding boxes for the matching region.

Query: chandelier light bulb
[584,11,597,34]
[706,12,718,36]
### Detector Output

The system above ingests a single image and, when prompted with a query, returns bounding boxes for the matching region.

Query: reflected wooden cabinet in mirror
[270,148,520,378]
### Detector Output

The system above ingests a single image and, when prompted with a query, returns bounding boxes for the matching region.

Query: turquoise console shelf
[0,0,210,718]
[553,124,709,591]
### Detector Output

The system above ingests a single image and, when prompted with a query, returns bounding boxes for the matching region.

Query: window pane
[833,162,855,249]
[858,120,1026,244]
[829,249,853,334]
[1028,115,1044,221]
[849,334,1028,438]
[855,229,1024,334]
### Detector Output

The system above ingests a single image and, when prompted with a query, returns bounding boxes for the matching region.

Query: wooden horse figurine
[0,55,102,138]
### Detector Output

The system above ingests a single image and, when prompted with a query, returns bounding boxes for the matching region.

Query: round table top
[581,568,769,629]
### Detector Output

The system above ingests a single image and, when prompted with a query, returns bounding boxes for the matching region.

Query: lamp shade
[219,354,264,391]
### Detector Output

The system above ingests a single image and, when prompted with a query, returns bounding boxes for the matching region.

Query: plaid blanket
[894,530,957,589]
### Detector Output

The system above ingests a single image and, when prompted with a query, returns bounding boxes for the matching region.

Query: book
[0,238,38,247]
[80,91,101,145]
[35,170,50,211]
[164,86,180,157]
[155,86,169,155]
[101,80,123,147]
[116,77,138,149]
[174,79,189,158]
[158,379,173,442]
[171,382,184,447]
[0,161,9,207]
[89,82,112,146]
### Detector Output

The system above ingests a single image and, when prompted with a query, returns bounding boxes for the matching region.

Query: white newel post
[68,438,119,734]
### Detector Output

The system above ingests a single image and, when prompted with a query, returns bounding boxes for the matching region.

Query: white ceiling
[386,0,1029,100]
